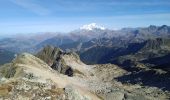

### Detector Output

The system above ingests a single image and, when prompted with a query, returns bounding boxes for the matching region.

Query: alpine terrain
[0,24,170,100]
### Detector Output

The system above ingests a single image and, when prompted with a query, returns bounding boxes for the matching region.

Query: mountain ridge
[1,46,170,99]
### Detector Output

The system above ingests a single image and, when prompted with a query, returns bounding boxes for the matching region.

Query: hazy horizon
[0,0,170,34]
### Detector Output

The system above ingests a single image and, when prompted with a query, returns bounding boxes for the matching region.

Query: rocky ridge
[0,46,170,100]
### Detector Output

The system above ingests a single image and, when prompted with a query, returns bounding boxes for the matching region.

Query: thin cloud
[107,2,170,6]
[43,1,170,12]
[53,0,170,6]
[10,0,51,15]
[91,13,170,20]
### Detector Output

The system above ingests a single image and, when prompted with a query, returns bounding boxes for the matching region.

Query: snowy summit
[80,23,105,31]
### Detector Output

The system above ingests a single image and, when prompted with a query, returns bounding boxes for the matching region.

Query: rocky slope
[0,46,170,99]
[0,53,100,99]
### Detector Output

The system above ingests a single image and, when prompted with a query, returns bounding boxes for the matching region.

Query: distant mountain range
[0,49,15,65]
[0,24,170,66]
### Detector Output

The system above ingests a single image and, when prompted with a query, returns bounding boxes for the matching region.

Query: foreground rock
[36,45,90,77]
[0,53,99,100]
[0,49,170,99]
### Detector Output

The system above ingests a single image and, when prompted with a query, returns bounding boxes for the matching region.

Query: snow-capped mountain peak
[80,23,105,31]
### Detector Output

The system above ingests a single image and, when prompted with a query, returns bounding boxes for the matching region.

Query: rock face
[36,45,63,66]
[36,45,73,76]
[36,45,83,77]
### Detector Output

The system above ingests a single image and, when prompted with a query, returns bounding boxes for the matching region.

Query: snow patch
[80,23,105,31]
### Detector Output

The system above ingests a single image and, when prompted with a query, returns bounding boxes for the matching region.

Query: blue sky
[0,0,170,34]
